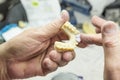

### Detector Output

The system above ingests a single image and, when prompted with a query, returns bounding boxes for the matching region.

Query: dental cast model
[54,22,81,52]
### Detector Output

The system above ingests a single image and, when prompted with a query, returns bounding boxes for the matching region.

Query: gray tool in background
[51,72,83,80]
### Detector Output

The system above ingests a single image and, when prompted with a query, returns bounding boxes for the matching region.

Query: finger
[102,21,120,49]
[42,58,58,75]
[78,42,88,48]
[80,33,102,46]
[49,50,74,67]
[58,51,75,67]
[58,60,68,67]
[40,10,69,38]
[62,51,75,62]
[92,16,107,29]
[49,50,61,64]
[101,21,120,77]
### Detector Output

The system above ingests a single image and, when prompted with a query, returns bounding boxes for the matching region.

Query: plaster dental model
[54,22,81,52]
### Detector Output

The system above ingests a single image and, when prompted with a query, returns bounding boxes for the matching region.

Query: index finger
[92,16,107,29]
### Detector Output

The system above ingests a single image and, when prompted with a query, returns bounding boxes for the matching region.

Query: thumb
[40,10,69,38]
[102,21,120,56]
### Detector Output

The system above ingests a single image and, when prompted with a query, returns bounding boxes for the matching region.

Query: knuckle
[104,39,119,47]
[50,22,58,29]
[104,41,113,47]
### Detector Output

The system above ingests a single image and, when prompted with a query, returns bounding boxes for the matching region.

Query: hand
[79,16,120,80]
[0,10,75,79]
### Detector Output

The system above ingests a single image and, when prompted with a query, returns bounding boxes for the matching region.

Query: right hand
[78,16,120,80]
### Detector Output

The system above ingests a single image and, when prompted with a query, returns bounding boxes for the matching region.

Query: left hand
[1,10,75,79]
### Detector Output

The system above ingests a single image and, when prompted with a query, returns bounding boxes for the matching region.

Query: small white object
[75,34,81,42]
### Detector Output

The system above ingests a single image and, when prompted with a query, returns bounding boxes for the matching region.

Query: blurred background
[0,0,119,80]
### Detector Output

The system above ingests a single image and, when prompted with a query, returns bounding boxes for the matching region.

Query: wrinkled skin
[0,11,75,79]
[79,16,120,80]
[1,10,120,80]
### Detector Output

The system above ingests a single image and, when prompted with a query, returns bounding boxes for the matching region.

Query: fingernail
[60,10,69,21]
[60,10,66,19]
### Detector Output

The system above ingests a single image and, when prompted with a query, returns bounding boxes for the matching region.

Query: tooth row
[62,22,79,34]
[54,42,76,52]
[54,22,80,52]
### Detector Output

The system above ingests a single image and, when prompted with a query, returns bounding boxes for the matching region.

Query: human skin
[0,10,120,80]
[79,16,120,80]
[0,10,75,80]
